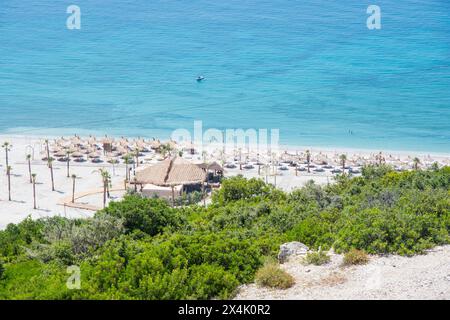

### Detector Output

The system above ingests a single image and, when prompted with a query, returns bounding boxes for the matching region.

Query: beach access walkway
[57,186,125,211]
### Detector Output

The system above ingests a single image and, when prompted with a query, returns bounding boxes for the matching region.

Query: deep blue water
[0,0,449,152]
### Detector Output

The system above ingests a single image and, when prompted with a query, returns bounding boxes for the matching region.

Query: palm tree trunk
[5,148,9,170]
[28,159,32,183]
[72,179,76,203]
[67,158,70,178]
[103,182,106,208]
[46,140,50,167]
[50,165,55,191]
[7,169,11,201]
[274,165,277,187]
[33,181,36,209]
[171,186,175,207]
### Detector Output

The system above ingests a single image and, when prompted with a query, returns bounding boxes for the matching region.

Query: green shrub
[303,249,331,266]
[0,166,448,299]
[99,194,184,235]
[212,175,285,205]
[343,249,369,266]
[255,262,294,289]
[0,216,44,259]
[0,260,72,299]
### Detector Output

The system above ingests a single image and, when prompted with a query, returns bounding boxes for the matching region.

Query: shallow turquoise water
[0,0,449,152]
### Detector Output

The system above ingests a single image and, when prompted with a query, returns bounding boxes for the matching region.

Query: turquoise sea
[0,0,449,152]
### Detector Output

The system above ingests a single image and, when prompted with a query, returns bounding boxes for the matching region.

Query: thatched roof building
[134,157,207,186]
[196,161,224,172]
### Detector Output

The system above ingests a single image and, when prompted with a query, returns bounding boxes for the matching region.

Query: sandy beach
[0,134,449,229]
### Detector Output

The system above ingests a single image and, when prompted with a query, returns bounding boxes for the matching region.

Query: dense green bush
[0,217,44,259]
[0,260,71,299]
[98,195,184,235]
[0,166,448,299]
[212,175,285,205]
[71,232,256,299]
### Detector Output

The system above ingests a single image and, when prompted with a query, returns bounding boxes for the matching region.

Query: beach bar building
[132,157,207,204]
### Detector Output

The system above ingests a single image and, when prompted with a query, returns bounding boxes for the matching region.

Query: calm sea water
[0,0,449,152]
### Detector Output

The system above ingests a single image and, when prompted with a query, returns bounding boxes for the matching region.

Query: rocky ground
[235,245,450,300]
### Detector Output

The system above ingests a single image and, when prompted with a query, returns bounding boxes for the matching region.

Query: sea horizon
[1,0,449,153]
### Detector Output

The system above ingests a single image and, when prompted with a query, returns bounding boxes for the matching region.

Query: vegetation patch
[343,249,370,266]
[255,262,295,289]
[0,165,448,299]
[303,249,331,266]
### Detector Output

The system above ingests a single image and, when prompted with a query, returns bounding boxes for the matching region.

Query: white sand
[0,136,128,229]
[0,134,449,229]
[235,246,450,300]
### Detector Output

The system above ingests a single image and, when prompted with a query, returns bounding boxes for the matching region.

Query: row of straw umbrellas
[203,148,449,171]
[40,135,178,164]
[39,135,449,171]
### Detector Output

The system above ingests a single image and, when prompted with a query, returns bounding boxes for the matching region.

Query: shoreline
[1,133,449,159]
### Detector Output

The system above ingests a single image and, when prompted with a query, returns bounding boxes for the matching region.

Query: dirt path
[235,245,450,300]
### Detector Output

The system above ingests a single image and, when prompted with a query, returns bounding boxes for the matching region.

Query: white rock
[278,242,309,263]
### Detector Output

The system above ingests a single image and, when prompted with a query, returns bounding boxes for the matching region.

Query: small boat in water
[196,76,205,82]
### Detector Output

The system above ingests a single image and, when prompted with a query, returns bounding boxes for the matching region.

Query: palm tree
[413,157,420,170]
[26,154,32,183]
[306,150,311,173]
[376,151,384,166]
[31,173,37,209]
[6,165,12,201]
[110,158,118,176]
[123,154,131,181]
[71,174,77,203]
[44,139,50,167]
[160,143,173,158]
[273,162,278,187]
[202,150,207,163]
[48,157,55,191]
[2,142,11,172]
[66,150,72,178]
[94,169,111,208]
[340,154,347,171]
[134,149,140,168]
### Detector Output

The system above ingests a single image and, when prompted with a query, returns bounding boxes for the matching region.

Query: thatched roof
[150,140,161,149]
[102,136,114,144]
[135,157,206,186]
[196,161,223,171]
